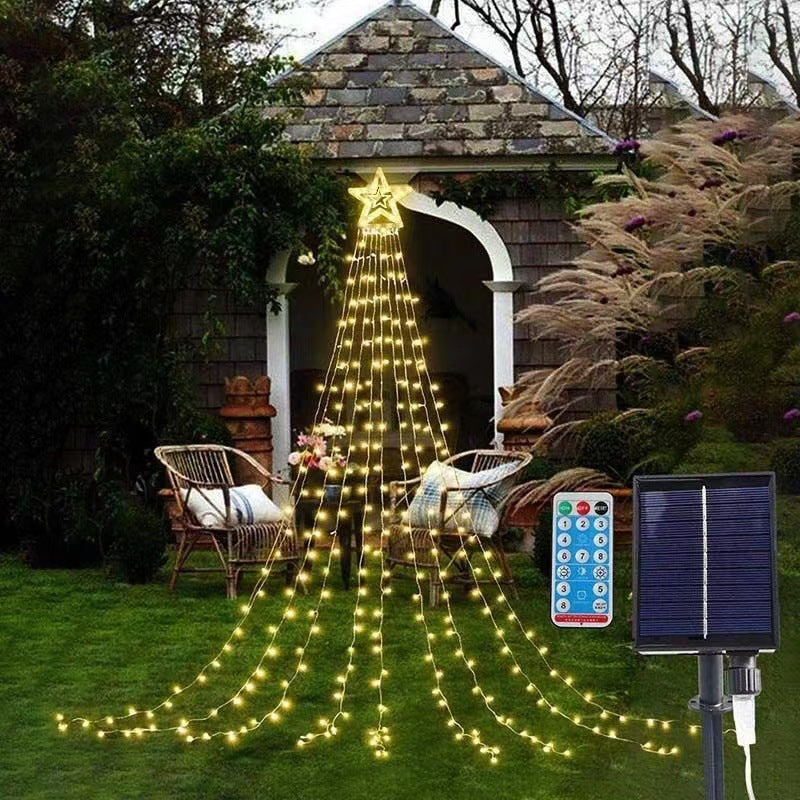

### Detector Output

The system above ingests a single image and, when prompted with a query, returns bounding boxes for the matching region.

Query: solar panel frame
[632,473,780,655]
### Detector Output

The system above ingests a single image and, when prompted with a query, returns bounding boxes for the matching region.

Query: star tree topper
[348,168,412,229]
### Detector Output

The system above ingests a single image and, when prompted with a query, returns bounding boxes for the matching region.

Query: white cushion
[180,484,284,528]
[407,461,510,537]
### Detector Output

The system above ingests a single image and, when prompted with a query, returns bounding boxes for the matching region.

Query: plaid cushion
[407,461,515,537]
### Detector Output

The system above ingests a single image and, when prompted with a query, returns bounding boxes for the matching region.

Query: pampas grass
[512,115,800,433]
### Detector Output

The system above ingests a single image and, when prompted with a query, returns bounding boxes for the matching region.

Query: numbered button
[575,549,590,563]
[593,565,608,580]
[557,549,571,563]
[576,517,590,532]
[556,598,571,612]
[556,565,571,579]
[593,582,607,596]
[557,532,572,547]
[593,599,608,613]
[556,582,570,595]
[593,532,608,547]
[593,550,608,563]
[594,517,608,531]
[557,517,572,531]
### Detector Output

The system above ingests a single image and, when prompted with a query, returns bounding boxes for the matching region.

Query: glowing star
[348,168,411,229]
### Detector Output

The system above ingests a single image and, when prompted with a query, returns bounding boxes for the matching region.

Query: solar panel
[633,473,779,654]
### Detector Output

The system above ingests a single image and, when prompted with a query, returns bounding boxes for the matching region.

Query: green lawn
[1,498,798,800]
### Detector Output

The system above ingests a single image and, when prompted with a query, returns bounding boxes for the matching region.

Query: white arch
[266,191,520,493]
[400,191,520,442]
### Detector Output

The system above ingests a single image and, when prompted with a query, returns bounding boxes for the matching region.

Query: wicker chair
[155,444,299,599]
[387,449,532,606]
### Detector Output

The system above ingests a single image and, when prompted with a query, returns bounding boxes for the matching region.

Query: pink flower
[684,410,703,422]
[783,311,800,323]
[783,408,800,421]
[318,456,333,471]
[287,451,302,466]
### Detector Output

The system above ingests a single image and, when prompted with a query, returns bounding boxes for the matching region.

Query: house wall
[171,287,267,412]
[489,195,616,417]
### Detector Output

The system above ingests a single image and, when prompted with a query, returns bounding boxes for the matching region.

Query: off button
[576,500,591,515]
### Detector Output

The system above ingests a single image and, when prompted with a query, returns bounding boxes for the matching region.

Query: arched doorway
[266,191,517,494]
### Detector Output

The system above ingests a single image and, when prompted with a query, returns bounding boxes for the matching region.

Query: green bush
[771,439,800,494]
[533,509,553,579]
[574,407,701,483]
[674,428,770,474]
[109,496,168,584]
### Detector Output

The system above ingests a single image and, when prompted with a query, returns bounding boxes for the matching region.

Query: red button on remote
[576,500,590,515]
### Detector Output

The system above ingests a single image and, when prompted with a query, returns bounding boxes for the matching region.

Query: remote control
[551,491,614,628]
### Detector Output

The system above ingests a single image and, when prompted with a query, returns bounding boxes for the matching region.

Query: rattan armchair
[387,449,532,606]
[155,444,299,598]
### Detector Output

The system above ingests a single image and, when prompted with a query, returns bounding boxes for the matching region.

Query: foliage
[0,3,349,555]
[514,116,800,470]
[429,160,651,221]
[108,495,168,584]
[674,428,771,474]
[771,438,800,494]
[533,508,553,579]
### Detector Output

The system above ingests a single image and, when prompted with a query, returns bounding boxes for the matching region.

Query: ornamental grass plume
[511,115,800,446]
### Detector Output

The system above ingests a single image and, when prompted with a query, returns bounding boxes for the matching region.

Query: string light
[57,169,688,760]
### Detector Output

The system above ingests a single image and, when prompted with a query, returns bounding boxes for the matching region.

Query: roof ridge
[281,0,611,142]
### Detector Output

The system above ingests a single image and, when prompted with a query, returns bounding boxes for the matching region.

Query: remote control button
[557,549,571,563]
[576,500,590,515]
[577,589,587,600]
[593,550,608,563]
[557,517,572,531]
[593,533,608,547]
[556,598,571,612]
[576,517,590,531]
[594,501,609,515]
[556,565,571,579]
[556,582,570,595]
[593,598,608,613]
[557,532,572,547]
[593,582,607,596]
[575,549,590,563]
[558,500,572,515]
[593,565,608,580]
[594,517,608,531]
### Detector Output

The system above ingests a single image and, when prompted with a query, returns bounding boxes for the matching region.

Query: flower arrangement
[288,420,347,473]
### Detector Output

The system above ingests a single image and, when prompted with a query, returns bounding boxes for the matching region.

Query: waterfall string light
[57,169,694,758]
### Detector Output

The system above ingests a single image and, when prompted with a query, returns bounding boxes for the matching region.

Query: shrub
[109,496,168,584]
[573,407,701,483]
[675,428,769,475]
[533,509,553,579]
[770,439,800,494]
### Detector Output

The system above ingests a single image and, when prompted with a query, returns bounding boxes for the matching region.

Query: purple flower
[783,311,800,323]
[783,408,800,421]
[684,410,703,423]
[624,214,647,233]
[712,129,739,145]
[614,138,641,156]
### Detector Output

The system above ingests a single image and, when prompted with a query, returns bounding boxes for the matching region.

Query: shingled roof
[268,0,612,160]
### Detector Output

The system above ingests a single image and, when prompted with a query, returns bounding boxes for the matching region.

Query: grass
[1,497,799,800]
